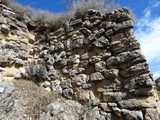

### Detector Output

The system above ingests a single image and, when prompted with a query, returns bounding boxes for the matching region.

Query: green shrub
[25,60,47,83]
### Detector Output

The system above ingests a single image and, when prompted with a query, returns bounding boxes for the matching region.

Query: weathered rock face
[0,3,34,81]
[0,3,160,120]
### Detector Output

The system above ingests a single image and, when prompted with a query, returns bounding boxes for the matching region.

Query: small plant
[25,60,47,83]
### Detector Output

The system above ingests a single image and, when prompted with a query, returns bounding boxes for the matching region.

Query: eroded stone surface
[0,80,16,120]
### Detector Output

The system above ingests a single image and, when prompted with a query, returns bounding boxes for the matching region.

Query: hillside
[0,1,160,120]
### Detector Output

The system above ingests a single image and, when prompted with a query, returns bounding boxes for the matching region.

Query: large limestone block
[103,92,126,102]
[118,97,158,109]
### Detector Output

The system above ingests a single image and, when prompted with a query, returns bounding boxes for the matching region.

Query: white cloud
[149,0,160,8]
[153,71,160,79]
[153,1,160,7]
[135,2,160,79]
[135,15,160,62]
[144,9,151,18]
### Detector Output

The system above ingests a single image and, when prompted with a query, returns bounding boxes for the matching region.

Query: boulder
[103,69,119,79]
[62,88,74,99]
[103,92,126,102]
[89,56,102,63]
[82,107,106,120]
[113,20,133,32]
[80,28,91,36]
[0,81,16,119]
[0,24,10,35]
[95,61,106,72]
[70,18,82,27]
[72,74,89,86]
[121,109,143,120]
[93,36,109,47]
[90,72,105,81]
[51,80,62,94]
[0,16,7,24]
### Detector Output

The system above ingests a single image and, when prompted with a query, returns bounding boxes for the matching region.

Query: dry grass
[10,2,30,16]
[64,0,119,15]
[30,9,72,30]
[13,79,58,119]
[28,0,119,30]
[1,0,31,21]
[128,10,137,24]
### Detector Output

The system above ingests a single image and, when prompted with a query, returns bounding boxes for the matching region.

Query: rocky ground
[0,2,160,120]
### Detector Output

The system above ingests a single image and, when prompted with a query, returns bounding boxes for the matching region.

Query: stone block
[93,36,109,47]
[144,108,160,120]
[103,69,119,79]
[95,61,106,72]
[118,97,158,109]
[103,92,126,102]
[90,72,105,81]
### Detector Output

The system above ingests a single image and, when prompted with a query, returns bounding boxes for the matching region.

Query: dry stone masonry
[0,2,160,120]
[29,9,160,120]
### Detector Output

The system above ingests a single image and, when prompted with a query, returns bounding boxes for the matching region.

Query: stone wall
[0,3,160,120]
[28,8,160,120]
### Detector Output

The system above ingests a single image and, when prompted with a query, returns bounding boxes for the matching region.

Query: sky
[17,0,160,79]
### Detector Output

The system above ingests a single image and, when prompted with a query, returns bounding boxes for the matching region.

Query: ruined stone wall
[0,3,160,120]
[30,9,160,119]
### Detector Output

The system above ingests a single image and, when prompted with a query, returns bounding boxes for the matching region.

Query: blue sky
[17,0,160,79]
